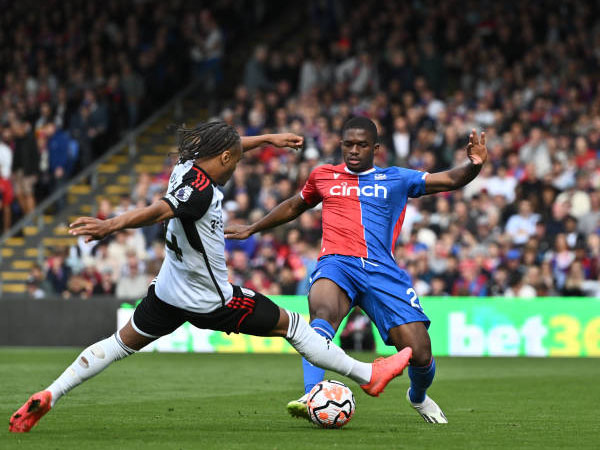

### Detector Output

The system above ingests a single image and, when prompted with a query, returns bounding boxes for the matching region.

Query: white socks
[47,333,135,407]
[45,314,372,409]
[285,311,372,385]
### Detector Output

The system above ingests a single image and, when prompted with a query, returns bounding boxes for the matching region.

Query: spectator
[519,128,551,179]
[46,251,72,296]
[26,264,53,299]
[93,270,116,296]
[10,116,39,215]
[578,192,600,236]
[115,254,149,299]
[391,116,410,163]
[191,10,224,92]
[244,45,271,94]
[505,271,537,299]
[26,279,47,300]
[37,0,600,299]
[562,262,586,297]
[0,127,13,181]
[121,63,145,128]
[0,0,238,231]
[340,309,375,351]
[0,162,13,232]
[505,200,539,246]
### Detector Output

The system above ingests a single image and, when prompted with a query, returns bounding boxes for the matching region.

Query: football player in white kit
[9,122,412,433]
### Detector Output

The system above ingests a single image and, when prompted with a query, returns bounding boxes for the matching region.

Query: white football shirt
[154,160,233,313]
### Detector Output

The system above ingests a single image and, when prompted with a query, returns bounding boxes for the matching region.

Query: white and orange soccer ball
[306,380,356,428]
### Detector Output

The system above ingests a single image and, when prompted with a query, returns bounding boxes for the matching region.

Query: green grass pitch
[1,348,598,449]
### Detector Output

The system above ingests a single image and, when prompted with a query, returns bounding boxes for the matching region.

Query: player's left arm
[424,129,487,194]
[241,133,303,153]
[69,200,174,243]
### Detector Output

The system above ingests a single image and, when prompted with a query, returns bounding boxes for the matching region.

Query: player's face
[341,129,378,172]
[219,141,243,184]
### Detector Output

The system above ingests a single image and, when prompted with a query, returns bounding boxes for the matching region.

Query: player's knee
[309,306,341,329]
[409,345,432,367]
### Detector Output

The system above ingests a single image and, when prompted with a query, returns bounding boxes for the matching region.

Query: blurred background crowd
[7,0,600,300]
[0,0,267,231]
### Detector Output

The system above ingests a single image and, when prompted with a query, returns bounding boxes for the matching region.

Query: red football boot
[9,390,53,433]
[361,347,412,397]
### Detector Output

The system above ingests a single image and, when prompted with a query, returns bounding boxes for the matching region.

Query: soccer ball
[307,380,356,428]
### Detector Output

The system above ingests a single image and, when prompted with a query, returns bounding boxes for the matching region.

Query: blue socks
[301,318,436,402]
[408,358,436,403]
[302,319,336,394]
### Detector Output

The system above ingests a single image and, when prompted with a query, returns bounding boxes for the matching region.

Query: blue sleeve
[396,167,428,198]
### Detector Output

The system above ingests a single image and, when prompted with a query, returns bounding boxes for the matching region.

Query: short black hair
[175,121,240,162]
[341,116,378,143]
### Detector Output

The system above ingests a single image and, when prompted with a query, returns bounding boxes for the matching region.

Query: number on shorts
[406,288,421,309]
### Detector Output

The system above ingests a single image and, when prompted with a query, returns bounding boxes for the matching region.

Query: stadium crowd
[28,0,600,299]
[0,0,256,232]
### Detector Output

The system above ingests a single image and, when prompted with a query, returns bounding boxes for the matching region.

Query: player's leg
[286,280,350,417]
[300,256,365,397]
[286,257,364,417]
[209,286,412,396]
[388,323,447,423]
[359,263,447,423]
[302,278,352,394]
[388,321,435,399]
[8,322,147,433]
[46,321,153,406]
[9,286,182,432]
[267,306,411,396]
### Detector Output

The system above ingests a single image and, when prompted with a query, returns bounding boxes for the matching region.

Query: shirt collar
[344,165,376,175]
[192,163,215,183]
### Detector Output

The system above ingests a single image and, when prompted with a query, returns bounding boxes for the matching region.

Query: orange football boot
[9,390,53,433]
[361,347,412,397]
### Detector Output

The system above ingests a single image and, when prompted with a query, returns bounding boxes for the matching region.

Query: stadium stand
[0,0,294,296]
[1,0,599,299]
[217,0,600,299]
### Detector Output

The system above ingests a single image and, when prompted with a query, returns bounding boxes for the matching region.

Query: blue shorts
[309,255,430,345]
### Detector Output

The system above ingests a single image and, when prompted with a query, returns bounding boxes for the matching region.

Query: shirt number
[166,233,184,262]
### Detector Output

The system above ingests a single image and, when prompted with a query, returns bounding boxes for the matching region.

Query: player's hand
[466,129,487,166]
[268,133,304,150]
[69,217,112,243]
[224,224,254,240]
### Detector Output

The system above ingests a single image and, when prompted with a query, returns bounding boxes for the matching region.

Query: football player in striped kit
[226,117,488,423]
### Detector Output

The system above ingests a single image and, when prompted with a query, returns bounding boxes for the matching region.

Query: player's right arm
[71,166,214,242]
[224,194,311,240]
[69,200,174,243]
[225,167,324,240]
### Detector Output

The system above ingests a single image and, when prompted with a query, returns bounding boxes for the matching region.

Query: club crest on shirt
[374,173,387,180]
[175,185,193,202]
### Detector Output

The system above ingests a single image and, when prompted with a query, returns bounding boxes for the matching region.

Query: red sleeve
[300,169,322,207]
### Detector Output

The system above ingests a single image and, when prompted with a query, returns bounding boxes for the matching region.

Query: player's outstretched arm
[69,200,174,242]
[241,133,303,153]
[224,194,311,240]
[424,129,487,194]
